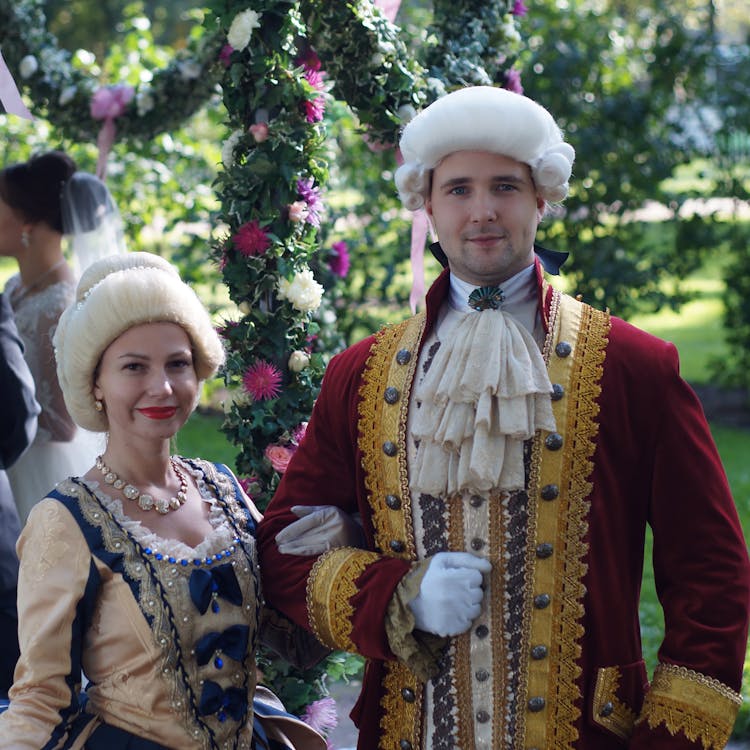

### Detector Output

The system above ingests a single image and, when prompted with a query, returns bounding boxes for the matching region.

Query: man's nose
[470,193,498,222]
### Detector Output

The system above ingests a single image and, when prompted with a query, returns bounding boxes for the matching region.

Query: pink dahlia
[304,96,325,123]
[512,0,528,15]
[242,360,282,401]
[301,697,338,734]
[329,240,350,278]
[233,220,271,257]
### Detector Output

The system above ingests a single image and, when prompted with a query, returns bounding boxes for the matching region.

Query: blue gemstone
[155,553,163,561]
[145,548,153,555]
[205,557,213,564]
[211,581,219,592]
[215,656,224,669]
[180,559,188,566]
[168,557,176,564]
[218,710,226,723]
[211,601,220,614]
[215,553,223,560]
[193,559,202,566]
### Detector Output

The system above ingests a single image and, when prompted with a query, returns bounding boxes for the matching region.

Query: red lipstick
[138,407,177,420]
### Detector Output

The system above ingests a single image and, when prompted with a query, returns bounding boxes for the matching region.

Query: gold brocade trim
[357,313,425,560]
[637,663,743,749]
[521,291,610,750]
[357,313,425,750]
[306,547,381,651]
[593,666,637,740]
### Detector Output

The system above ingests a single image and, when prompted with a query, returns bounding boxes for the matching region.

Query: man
[0,292,39,696]
[257,86,750,749]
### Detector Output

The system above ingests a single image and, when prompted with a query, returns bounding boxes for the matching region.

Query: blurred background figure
[0,292,39,697]
[0,150,125,522]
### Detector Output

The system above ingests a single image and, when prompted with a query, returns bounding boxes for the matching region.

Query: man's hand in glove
[408,551,492,637]
[275,505,365,556]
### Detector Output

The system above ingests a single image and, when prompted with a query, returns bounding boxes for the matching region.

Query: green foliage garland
[0,0,222,141]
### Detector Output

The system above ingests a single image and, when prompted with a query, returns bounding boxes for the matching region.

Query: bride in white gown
[0,151,125,522]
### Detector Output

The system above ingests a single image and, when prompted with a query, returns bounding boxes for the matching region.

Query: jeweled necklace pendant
[468,285,505,311]
[96,455,189,514]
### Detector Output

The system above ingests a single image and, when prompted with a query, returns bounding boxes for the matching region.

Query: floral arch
[0,0,525,715]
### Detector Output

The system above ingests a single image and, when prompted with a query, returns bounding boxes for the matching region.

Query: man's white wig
[54,251,225,432]
[395,86,575,210]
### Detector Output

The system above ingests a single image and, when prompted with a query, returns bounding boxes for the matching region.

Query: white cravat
[410,266,556,496]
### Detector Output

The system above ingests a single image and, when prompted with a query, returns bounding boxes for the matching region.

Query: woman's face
[93,321,199,446]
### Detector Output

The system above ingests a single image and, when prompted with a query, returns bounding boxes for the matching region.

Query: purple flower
[512,0,528,16]
[219,44,234,67]
[504,69,524,94]
[329,240,350,278]
[297,178,323,227]
[301,697,338,734]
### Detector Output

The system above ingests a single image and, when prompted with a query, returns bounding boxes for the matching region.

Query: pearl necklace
[96,455,189,514]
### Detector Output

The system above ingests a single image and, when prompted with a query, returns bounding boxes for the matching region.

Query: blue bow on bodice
[189,563,243,615]
[195,624,250,666]
[198,680,248,723]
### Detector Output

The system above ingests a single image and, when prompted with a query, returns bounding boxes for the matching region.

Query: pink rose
[249,122,269,142]
[265,444,295,474]
[90,84,134,120]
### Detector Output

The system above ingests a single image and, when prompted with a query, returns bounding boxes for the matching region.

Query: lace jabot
[409,268,556,496]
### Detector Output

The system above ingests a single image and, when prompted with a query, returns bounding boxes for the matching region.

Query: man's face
[425,150,545,287]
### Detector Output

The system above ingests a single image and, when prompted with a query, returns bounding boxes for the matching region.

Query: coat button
[528,696,546,712]
[555,341,572,358]
[384,386,400,404]
[385,494,401,510]
[551,383,565,401]
[476,709,490,723]
[470,538,485,551]
[469,494,484,507]
[545,432,563,451]
[383,441,398,456]
[535,543,553,559]
[399,741,413,750]
[401,687,416,703]
[540,484,559,501]
[531,645,548,660]
[475,624,489,638]
[475,669,490,681]
[396,349,412,365]
[600,701,614,717]
[390,540,405,553]
[533,594,551,609]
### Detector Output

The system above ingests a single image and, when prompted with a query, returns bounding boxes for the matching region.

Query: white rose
[136,91,155,116]
[277,268,324,313]
[222,129,243,167]
[19,55,38,79]
[288,350,310,373]
[178,60,202,80]
[227,9,262,51]
[58,86,77,106]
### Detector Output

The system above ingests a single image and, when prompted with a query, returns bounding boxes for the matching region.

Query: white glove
[275,505,365,556]
[408,551,492,637]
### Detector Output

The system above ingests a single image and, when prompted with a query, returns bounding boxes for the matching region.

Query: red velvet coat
[258,263,749,749]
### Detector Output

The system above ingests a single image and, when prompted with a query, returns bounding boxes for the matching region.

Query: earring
[21,230,30,248]
[94,400,104,412]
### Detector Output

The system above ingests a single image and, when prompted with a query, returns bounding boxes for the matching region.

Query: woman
[0,252,329,749]
[0,150,124,522]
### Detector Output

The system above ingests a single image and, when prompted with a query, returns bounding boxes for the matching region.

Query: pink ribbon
[0,50,33,119]
[90,84,134,180]
[374,0,402,22]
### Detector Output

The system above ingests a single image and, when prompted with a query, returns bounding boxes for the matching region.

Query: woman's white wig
[54,251,225,432]
[394,86,575,210]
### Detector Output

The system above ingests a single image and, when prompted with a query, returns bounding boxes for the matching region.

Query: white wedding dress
[4,275,104,524]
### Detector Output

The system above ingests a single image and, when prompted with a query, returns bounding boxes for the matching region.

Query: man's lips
[138,407,178,420]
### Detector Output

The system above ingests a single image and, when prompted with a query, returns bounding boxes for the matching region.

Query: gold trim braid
[638,663,743,749]
[593,666,638,740]
[306,547,381,652]
[522,290,610,750]
[357,314,426,750]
